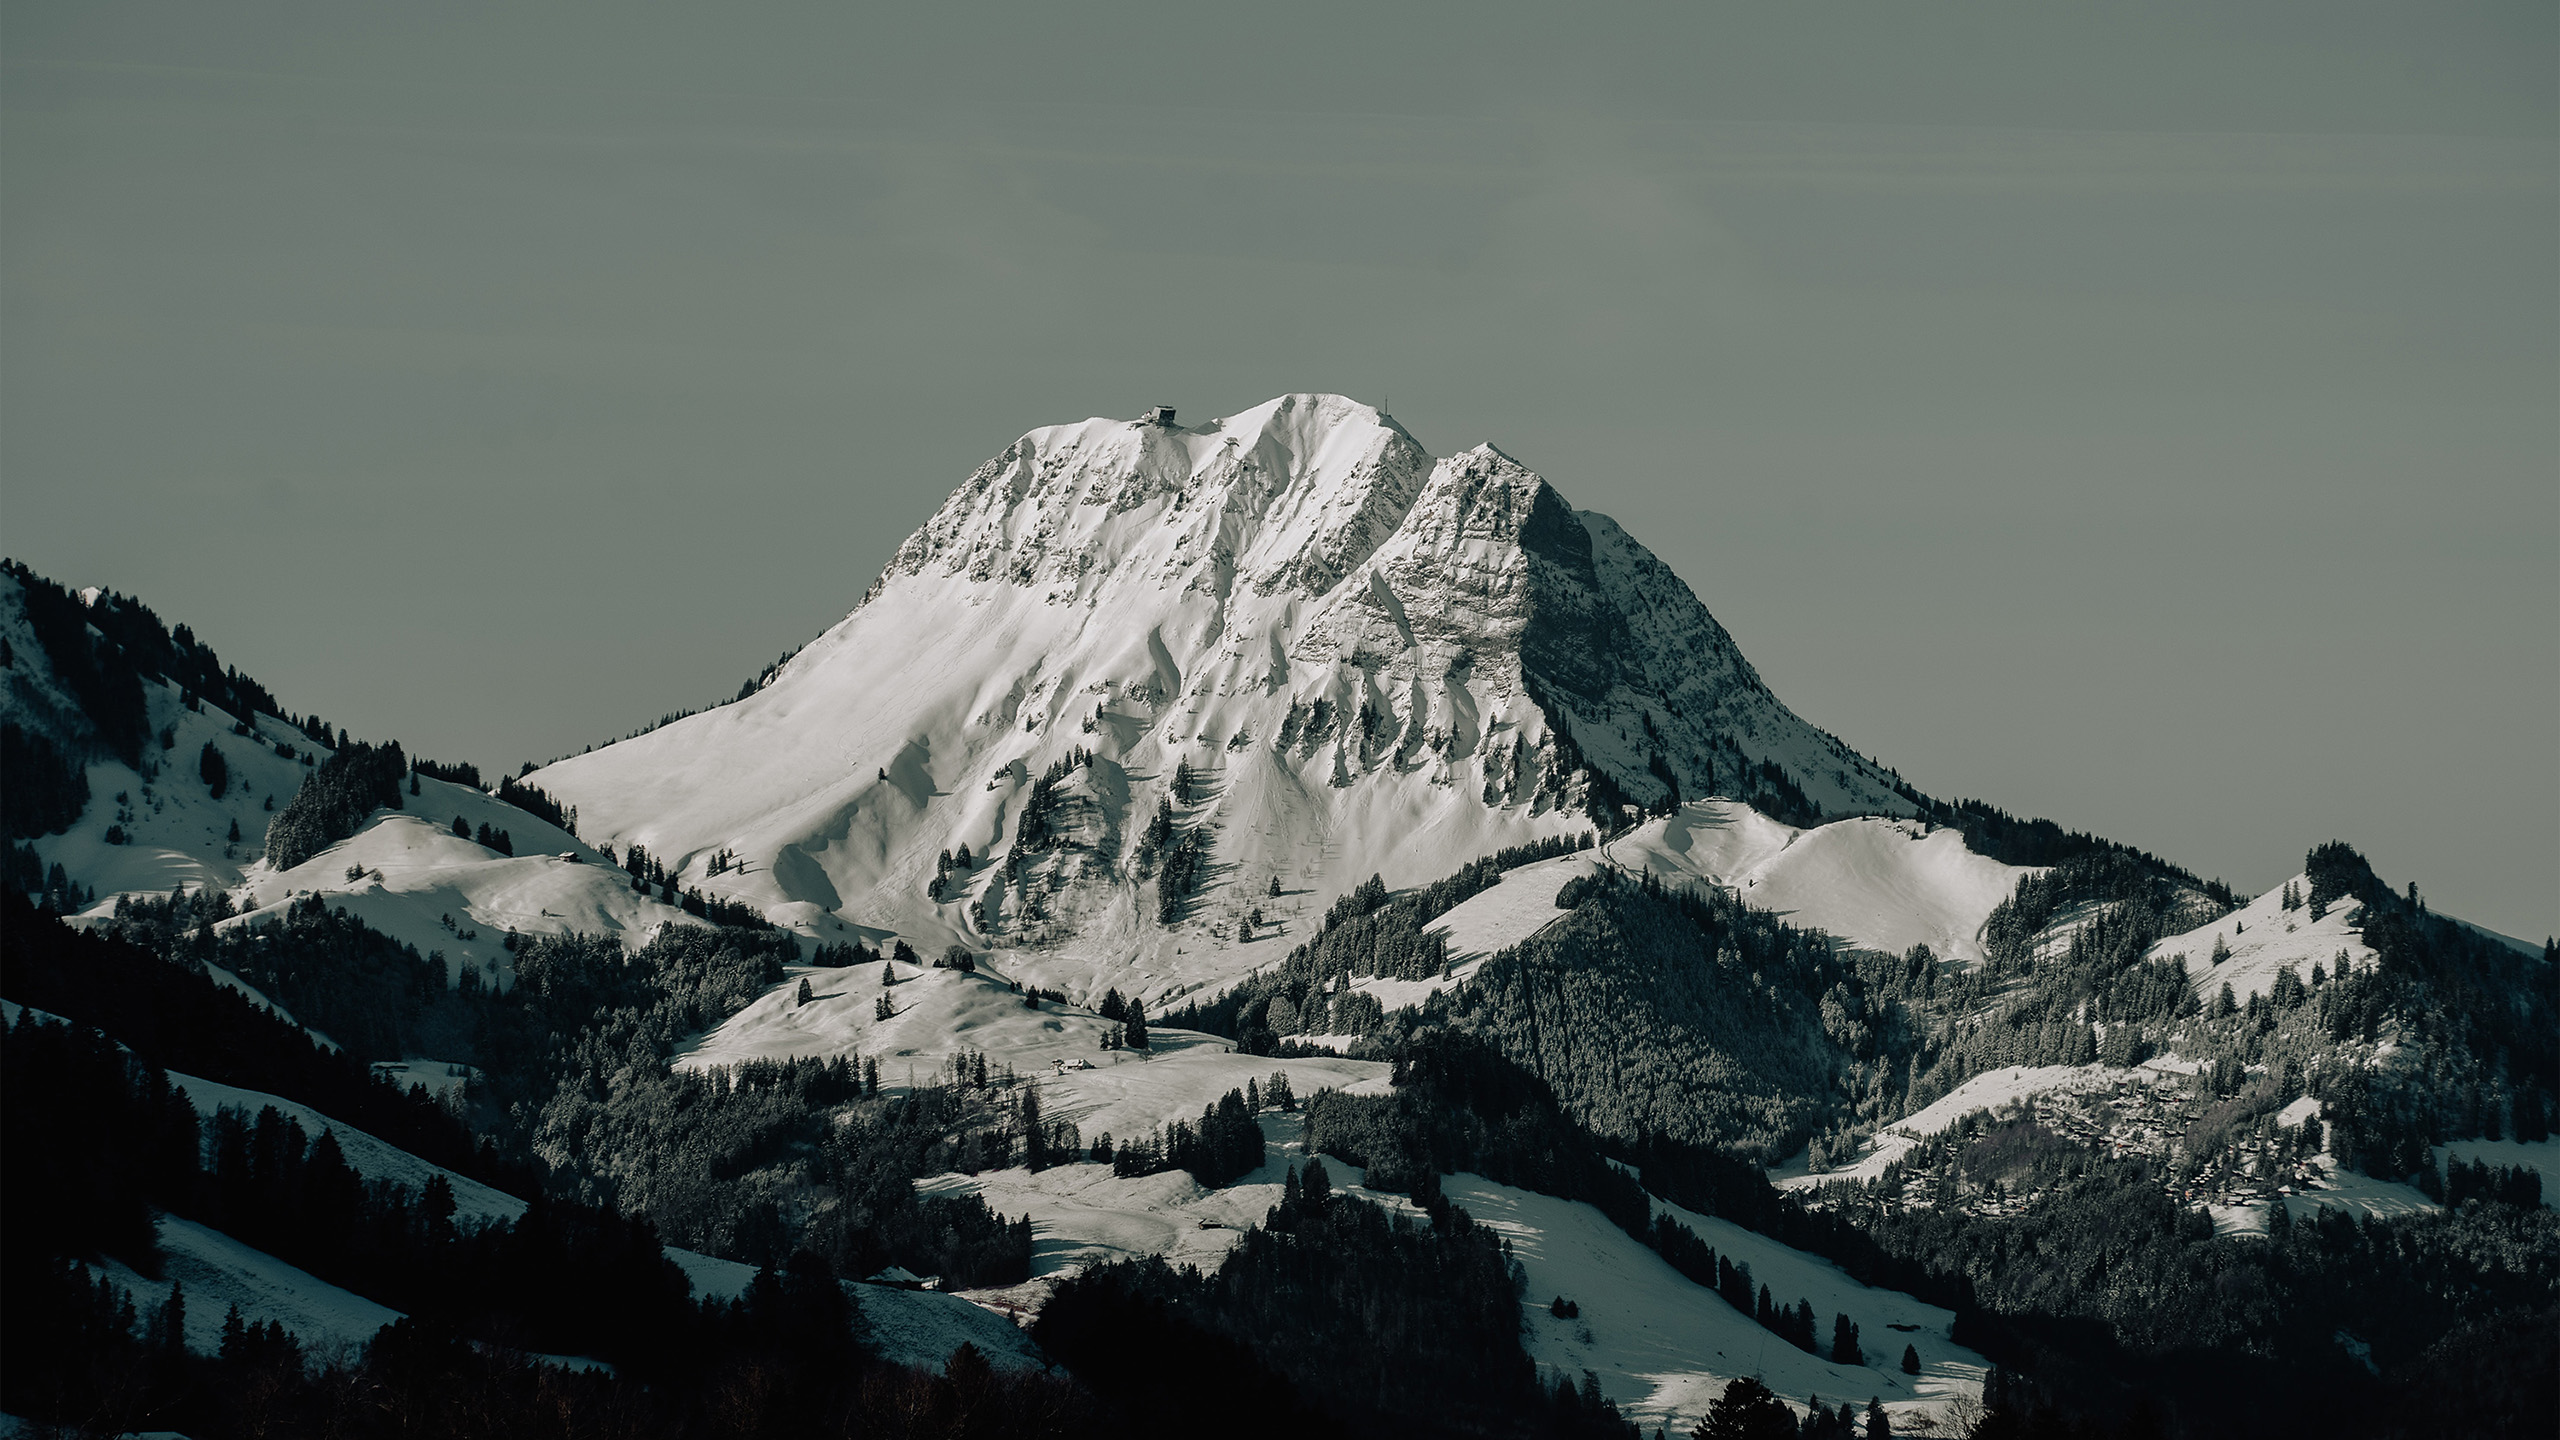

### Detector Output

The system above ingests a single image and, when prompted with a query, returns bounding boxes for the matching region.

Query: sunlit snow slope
[2147,875,2379,1002]
[1604,800,2031,962]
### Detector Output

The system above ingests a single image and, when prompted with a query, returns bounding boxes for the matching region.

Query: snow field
[1037,1045,1391,1142]
[677,957,1127,1075]
[1488,1179,1984,1433]
[99,1214,401,1359]
[920,1158,1263,1289]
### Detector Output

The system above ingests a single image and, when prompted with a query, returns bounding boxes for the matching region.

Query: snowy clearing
[2437,1136,2560,1199]
[2148,876,2378,1004]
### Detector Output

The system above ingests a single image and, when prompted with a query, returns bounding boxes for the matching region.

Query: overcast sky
[4,3,2553,939]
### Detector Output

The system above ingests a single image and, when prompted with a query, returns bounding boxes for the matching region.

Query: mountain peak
[878,392,1428,605]
[535,394,1911,994]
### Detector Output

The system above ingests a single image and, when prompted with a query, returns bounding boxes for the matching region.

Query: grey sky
[4,3,2553,939]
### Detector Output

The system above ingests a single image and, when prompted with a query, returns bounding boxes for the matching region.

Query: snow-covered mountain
[532,395,1911,1003]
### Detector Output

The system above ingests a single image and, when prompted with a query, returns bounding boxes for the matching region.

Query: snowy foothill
[1336,798,2039,1023]
[198,960,339,1049]
[1775,1065,2125,1191]
[13,676,709,996]
[1604,801,2032,965]
[9,665,337,908]
[0,618,669,986]
[92,1212,1042,1378]
[2146,875,2378,1004]
[225,777,695,989]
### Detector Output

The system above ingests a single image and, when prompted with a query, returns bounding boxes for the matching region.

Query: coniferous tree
[1901,1344,1920,1376]
[2517,1086,2550,1143]
[1691,1374,1796,1440]
[263,739,406,869]
[1020,1085,1048,1171]
[1831,1313,1860,1364]
[1269,875,1282,898]
[796,978,815,1006]
[1865,1397,1889,1439]
[198,741,228,799]
[1123,999,1149,1050]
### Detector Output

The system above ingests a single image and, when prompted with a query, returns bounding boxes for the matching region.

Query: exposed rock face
[532,394,1910,1002]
